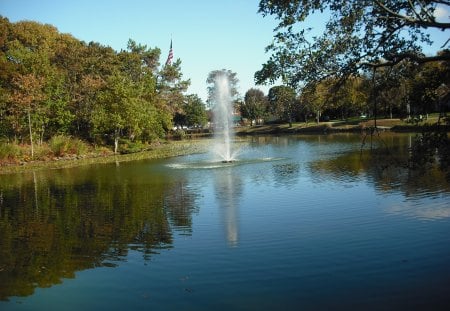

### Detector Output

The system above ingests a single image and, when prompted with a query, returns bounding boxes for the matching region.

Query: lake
[1,133,450,310]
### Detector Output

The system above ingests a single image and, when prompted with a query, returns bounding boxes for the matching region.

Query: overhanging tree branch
[374,0,450,29]
[256,0,450,89]
[361,51,450,69]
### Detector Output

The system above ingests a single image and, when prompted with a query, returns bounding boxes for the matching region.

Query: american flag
[165,40,173,65]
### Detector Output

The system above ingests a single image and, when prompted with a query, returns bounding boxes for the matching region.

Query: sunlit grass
[236,115,446,135]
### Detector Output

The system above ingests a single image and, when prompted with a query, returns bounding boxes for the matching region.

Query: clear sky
[1,0,279,102]
[1,1,448,102]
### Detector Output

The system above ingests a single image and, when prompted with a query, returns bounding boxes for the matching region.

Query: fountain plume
[212,74,235,162]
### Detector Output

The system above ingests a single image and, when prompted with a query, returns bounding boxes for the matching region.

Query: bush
[70,138,89,155]
[49,135,89,156]
[49,135,70,156]
[0,142,22,160]
[172,129,186,140]
[33,143,52,160]
[118,139,147,154]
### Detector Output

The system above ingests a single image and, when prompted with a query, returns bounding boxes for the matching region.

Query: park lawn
[235,115,446,135]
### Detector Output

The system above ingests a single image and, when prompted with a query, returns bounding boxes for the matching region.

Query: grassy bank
[0,139,210,175]
[235,115,448,135]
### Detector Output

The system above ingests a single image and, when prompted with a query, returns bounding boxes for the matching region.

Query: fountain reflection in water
[211,73,237,162]
[214,167,242,247]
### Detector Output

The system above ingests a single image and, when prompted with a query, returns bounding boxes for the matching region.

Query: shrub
[70,138,89,155]
[49,135,89,156]
[118,139,147,154]
[0,142,22,160]
[172,129,186,140]
[49,135,70,156]
[33,143,52,160]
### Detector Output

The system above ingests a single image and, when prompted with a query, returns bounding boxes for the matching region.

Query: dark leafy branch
[256,0,450,87]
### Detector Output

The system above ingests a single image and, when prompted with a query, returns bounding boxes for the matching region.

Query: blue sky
[1,0,279,101]
[1,1,448,102]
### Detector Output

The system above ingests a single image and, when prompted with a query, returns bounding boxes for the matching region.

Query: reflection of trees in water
[308,134,450,218]
[309,137,450,220]
[213,168,243,247]
[164,179,199,235]
[0,165,198,300]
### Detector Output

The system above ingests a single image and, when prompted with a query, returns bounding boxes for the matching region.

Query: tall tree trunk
[114,129,119,154]
[39,126,45,145]
[406,102,411,121]
[28,109,34,158]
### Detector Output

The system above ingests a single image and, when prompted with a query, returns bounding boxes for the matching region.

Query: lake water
[1,133,450,310]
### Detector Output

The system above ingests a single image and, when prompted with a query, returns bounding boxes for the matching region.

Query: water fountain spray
[212,74,235,163]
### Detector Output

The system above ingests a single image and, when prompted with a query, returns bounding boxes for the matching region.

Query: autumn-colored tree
[10,73,46,157]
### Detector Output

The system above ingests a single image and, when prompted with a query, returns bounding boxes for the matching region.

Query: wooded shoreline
[2,118,448,175]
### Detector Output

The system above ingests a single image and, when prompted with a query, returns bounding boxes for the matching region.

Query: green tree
[371,64,410,119]
[10,73,46,157]
[183,94,207,128]
[93,70,138,153]
[241,88,268,125]
[409,60,450,118]
[157,58,191,123]
[346,76,371,118]
[67,42,118,140]
[267,85,297,126]
[324,76,370,120]
[300,82,329,124]
[43,69,74,139]
[118,39,171,142]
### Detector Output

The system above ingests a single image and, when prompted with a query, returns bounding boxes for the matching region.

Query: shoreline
[234,119,450,136]
[2,121,448,175]
[0,140,210,175]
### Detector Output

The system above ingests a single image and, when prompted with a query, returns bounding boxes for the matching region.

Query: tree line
[246,0,450,126]
[241,59,449,126]
[2,0,450,159]
[0,17,207,154]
